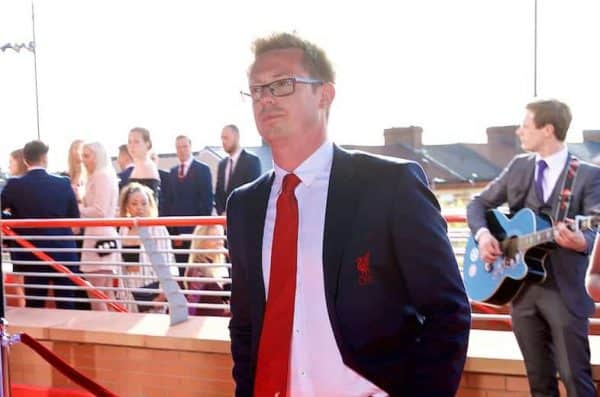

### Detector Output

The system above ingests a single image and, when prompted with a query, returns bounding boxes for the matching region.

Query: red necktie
[178,163,185,179]
[254,173,301,397]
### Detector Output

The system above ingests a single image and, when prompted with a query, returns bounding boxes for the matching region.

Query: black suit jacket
[467,153,600,317]
[1,169,80,270]
[215,149,261,215]
[227,146,470,396]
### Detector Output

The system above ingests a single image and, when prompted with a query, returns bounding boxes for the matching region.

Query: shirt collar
[536,145,568,171]
[229,148,242,163]
[272,140,333,189]
[181,156,194,167]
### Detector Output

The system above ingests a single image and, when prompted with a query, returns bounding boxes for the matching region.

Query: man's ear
[319,82,335,109]
[543,123,555,139]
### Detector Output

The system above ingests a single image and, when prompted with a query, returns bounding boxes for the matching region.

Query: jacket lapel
[323,146,360,305]
[246,171,275,308]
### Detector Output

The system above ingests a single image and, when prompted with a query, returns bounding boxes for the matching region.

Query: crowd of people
[1,124,262,315]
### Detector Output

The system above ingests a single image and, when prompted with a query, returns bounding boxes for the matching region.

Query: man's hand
[554,220,587,252]
[478,230,502,264]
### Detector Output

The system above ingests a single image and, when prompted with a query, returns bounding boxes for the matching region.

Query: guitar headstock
[575,209,600,232]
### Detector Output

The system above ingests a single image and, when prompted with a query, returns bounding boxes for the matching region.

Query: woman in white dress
[79,141,120,311]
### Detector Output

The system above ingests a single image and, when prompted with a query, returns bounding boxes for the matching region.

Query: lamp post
[0,1,40,140]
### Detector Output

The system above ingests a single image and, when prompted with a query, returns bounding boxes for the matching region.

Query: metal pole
[0,319,11,397]
[533,0,538,97]
[31,0,41,140]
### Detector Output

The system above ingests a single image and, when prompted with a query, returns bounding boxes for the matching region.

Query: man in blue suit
[163,135,213,267]
[215,125,261,215]
[227,33,470,397]
[1,140,80,309]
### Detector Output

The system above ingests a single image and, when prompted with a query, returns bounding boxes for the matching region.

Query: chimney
[486,125,519,149]
[384,126,423,148]
[583,130,600,143]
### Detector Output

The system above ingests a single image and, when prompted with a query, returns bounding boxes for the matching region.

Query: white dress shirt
[262,141,387,397]
[536,145,569,203]
[179,155,194,177]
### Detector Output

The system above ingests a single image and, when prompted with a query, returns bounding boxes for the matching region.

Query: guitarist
[467,99,600,397]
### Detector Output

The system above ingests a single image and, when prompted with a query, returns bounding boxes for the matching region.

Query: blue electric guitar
[463,208,599,305]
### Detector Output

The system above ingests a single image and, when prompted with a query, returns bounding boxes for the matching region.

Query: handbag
[94,239,118,257]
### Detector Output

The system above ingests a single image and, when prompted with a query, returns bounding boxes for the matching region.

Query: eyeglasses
[240,76,323,102]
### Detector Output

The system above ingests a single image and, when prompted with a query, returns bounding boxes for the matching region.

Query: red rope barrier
[1,226,127,313]
[19,333,119,397]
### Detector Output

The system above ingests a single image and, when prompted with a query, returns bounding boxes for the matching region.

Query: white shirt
[536,145,569,203]
[225,148,242,189]
[262,141,387,397]
[178,156,194,177]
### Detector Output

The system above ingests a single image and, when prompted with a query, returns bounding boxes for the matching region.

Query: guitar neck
[517,228,556,251]
[517,215,595,251]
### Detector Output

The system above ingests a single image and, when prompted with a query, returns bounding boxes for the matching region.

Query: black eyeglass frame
[240,76,324,101]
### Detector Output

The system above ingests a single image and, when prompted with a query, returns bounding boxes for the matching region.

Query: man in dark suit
[227,32,470,397]
[164,135,213,267]
[215,124,261,215]
[467,99,600,396]
[116,143,133,191]
[150,151,171,217]
[1,140,81,309]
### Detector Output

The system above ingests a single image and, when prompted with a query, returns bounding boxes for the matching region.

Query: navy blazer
[117,165,133,191]
[164,159,213,234]
[227,146,471,397]
[215,149,261,215]
[1,169,80,270]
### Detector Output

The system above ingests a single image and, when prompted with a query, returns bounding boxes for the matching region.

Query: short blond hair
[251,32,335,83]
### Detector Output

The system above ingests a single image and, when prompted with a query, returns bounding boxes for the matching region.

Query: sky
[1,1,600,172]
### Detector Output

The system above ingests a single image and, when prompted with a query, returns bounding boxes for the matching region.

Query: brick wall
[9,340,234,397]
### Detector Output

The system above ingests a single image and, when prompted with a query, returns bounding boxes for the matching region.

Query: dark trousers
[511,282,595,397]
[25,274,76,310]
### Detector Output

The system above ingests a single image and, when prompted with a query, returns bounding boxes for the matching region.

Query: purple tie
[535,159,548,202]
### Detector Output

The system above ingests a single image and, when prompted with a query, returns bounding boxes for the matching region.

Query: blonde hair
[119,182,158,217]
[68,139,86,183]
[188,224,225,264]
[251,32,335,83]
[83,141,111,172]
[9,149,27,176]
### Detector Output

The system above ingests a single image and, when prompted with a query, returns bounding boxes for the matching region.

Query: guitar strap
[554,155,580,221]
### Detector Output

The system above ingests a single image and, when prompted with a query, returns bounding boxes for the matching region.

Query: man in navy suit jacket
[215,125,261,215]
[227,33,470,397]
[163,135,213,266]
[1,140,80,309]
